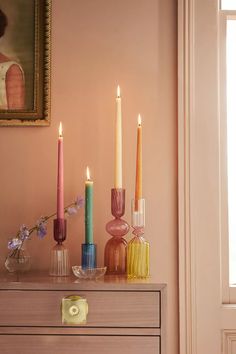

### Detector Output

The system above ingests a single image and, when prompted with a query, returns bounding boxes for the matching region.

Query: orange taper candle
[135,114,142,211]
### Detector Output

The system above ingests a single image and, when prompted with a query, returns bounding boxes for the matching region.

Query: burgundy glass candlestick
[104,188,130,275]
[50,219,70,276]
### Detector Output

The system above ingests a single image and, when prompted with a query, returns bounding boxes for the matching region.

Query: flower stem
[12,201,77,254]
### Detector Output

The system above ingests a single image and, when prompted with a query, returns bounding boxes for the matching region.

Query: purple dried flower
[66,206,78,215]
[19,225,30,240]
[6,195,83,253]
[75,196,84,209]
[8,238,22,250]
[36,218,47,239]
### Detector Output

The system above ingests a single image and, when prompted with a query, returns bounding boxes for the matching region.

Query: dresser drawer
[0,290,160,327]
[0,335,160,354]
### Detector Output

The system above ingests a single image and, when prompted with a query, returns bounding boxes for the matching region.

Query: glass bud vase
[104,188,130,275]
[127,199,150,278]
[5,243,31,273]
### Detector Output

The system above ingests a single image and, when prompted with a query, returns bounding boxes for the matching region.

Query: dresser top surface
[0,272,166,291]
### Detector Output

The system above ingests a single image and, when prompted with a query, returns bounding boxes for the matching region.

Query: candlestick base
[104,236,127,275]
[81,244,97,269]
[104,188,129,275]
[49,243,70,276]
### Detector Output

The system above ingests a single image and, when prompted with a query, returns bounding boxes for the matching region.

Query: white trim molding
[178,1,197,353]
[222,330,236,354]
[179,1,236,353]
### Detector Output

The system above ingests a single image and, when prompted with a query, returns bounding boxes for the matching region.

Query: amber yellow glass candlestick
[127,199,150,278]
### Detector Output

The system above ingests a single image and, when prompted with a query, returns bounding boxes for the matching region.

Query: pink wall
[0,0,178,352]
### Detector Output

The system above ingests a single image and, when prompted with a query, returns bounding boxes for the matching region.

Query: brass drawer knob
[62,295,88,324]
[69,305,80,316]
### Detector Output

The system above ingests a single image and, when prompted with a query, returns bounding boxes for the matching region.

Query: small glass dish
[72,266,107,280]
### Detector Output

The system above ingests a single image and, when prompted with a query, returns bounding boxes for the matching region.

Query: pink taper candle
[57,122,64,219]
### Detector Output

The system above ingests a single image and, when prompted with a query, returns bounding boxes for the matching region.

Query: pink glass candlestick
[104,188,130,275]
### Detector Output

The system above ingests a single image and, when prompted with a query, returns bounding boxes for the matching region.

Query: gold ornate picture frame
[0,0,51,126]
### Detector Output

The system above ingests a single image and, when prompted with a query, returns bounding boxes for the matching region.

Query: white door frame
[178,0,236,352]
[178,1,197,353]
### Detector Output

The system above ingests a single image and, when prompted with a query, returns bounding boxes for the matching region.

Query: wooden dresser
[0,273,166,354]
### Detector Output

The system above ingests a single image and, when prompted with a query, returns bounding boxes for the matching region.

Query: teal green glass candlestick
[82,243,97,269]
[82,167,96,270]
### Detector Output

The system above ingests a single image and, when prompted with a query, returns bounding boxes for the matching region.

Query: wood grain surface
[0,326,160,336]
[0,290,160,327]
[0,272,166,353]
[0,335,160,354]
[0,272,166,291]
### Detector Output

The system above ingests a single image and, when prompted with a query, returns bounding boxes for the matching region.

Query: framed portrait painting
[0,0,51,126]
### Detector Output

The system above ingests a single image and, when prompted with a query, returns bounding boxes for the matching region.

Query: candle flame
[86,166,91,180]
[59,122,63,137]
[138,114,142,126]
[117,85,121,98]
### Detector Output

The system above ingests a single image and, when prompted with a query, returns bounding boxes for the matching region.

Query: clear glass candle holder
[104,188,130,275]
[127,199,150,278]
[50,243,70,276]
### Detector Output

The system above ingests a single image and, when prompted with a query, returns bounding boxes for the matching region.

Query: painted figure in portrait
[0,0,50,125]
[0,9,25,110]
[0,1,35,113]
